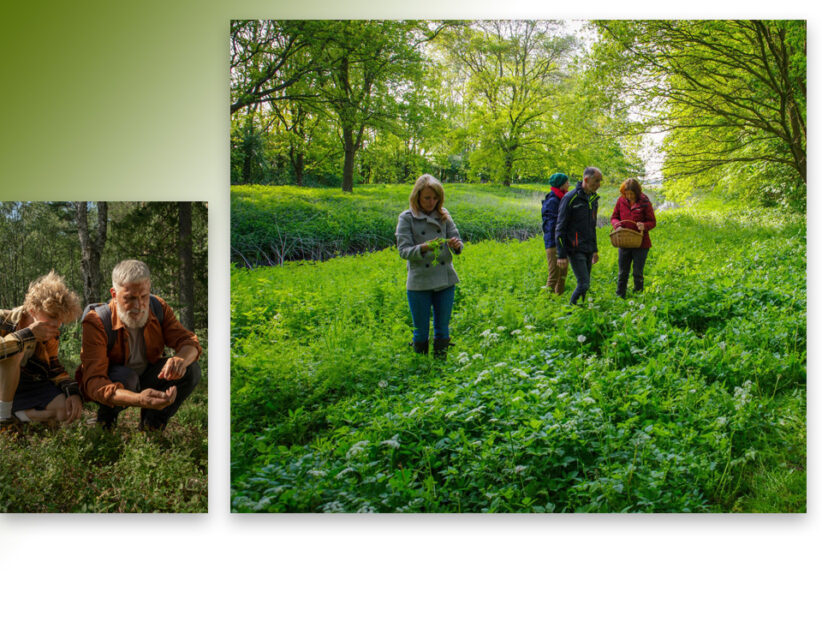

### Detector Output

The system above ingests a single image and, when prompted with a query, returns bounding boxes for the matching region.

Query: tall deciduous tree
[595,20,806,196]
[438,21,575,186]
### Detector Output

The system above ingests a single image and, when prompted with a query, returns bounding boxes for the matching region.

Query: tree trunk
[75,201,107,307]
[178,202,195,330]
[342,127,356,192]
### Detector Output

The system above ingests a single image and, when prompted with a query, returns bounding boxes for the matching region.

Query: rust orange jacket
[79,296,201,405]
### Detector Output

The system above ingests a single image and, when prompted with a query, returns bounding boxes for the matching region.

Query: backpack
[81,295,164,352]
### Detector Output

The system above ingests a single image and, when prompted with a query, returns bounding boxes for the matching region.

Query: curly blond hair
[409,174,451,221]
[23,271,82,322]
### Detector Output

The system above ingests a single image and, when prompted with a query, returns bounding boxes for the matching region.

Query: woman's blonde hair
[23,271,81,322]
[409,174,450,221]
[619,178,643,200]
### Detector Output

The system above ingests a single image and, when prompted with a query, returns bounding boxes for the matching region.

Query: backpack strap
[149,295,164,325]
[83,296,165,352]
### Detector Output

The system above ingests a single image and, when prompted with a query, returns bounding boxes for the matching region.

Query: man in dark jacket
[541,172,570,294]
[556,167,603,305]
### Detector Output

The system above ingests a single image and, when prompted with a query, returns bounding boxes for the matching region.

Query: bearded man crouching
[78,259,201,431]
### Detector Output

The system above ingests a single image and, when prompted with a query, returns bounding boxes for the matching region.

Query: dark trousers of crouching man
[97,359,201,431]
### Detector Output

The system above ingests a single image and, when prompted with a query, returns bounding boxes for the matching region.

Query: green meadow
[231,187,805,513]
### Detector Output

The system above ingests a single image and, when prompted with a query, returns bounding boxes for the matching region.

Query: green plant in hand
[428,237,447,265]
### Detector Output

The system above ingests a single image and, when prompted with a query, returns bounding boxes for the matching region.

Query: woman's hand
[636,222,645,231]
[420,242,430,254]
[447,237,463,251]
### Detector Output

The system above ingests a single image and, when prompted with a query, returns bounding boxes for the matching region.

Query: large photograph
[229,20,806,513]
[0,201,208,513]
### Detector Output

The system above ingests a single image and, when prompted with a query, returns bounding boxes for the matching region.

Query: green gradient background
[0,0,430,199]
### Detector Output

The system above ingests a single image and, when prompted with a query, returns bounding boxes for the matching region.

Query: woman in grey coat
[395,174,464,358]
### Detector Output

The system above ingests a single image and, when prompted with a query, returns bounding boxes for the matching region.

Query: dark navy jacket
[541,190,562,249]
[555,181,600,259]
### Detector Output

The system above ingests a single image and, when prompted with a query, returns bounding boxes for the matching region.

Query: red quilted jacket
[610,194,656,249]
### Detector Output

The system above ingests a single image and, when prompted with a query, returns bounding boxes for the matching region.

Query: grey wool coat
[395,207,463,291]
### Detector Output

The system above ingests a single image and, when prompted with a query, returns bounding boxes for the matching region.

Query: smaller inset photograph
[0,201,208,513]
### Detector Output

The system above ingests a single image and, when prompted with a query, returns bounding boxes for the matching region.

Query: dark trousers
[617,248,649,297]
[97,359,201,430]
[568,251,594,305]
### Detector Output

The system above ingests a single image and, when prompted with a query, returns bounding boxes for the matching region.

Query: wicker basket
[609,227,644,249]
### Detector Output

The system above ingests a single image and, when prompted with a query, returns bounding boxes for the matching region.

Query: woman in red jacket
[610,178,656,298]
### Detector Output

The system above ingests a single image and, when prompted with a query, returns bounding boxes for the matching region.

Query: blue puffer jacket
[541,190,562,249]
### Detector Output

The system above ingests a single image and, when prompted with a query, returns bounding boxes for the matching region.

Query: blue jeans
[568,251,594,305]
[407,286,456,342]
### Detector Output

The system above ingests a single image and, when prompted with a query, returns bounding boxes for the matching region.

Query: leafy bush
[0,332,209,513]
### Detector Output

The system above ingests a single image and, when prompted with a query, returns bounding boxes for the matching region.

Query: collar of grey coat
[408,207,447,227]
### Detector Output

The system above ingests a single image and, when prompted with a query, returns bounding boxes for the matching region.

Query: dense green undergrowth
[0,332,209,513]
[231,200,805,513]
[231,183,649,266]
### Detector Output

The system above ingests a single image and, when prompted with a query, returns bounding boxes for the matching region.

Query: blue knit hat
[548,172,569,188]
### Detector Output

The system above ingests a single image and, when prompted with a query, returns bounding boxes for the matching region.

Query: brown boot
[433,338,451,360]
[0,414,24,435]
[411,340,429,355]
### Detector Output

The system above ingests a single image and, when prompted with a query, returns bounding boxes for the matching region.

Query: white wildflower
[577,334,587,343]
[510,329,522,336]
[378,380,388,389]
[497,326,507,332]
[472,353,483,360]
[346,441,369,459]
[380,436,401,449]
[514,465,527,475]
[307,469,327,478]
[525,325,536,330]
[481,329,492,337]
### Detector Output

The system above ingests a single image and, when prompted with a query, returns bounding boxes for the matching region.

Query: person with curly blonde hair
[0,271,83,431]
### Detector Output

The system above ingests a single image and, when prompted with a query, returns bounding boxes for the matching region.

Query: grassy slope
[0,330,208,513]
[231,196,805,513]
[231,183,652,265]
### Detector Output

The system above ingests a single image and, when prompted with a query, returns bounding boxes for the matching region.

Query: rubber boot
[411,340,429,355]
[433,338,451,360]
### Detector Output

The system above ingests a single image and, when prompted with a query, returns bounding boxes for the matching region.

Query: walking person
[556,167,603,305]
[611,178,656,298]
[541,172,570,295]
[395,174,464,359]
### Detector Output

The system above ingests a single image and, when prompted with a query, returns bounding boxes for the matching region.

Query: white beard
[119,307,149,329]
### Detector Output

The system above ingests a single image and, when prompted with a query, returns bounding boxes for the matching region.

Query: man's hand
[139,387,177,410]
[592,253,599,265]
[158,356,187,381]
[557,258,568,270]
[29,320,60,342]
[64,394,83,423]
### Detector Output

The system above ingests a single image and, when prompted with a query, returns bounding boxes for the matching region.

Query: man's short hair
[112,260,151,288]
[23,271,81,322]
[583,166,602,180]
